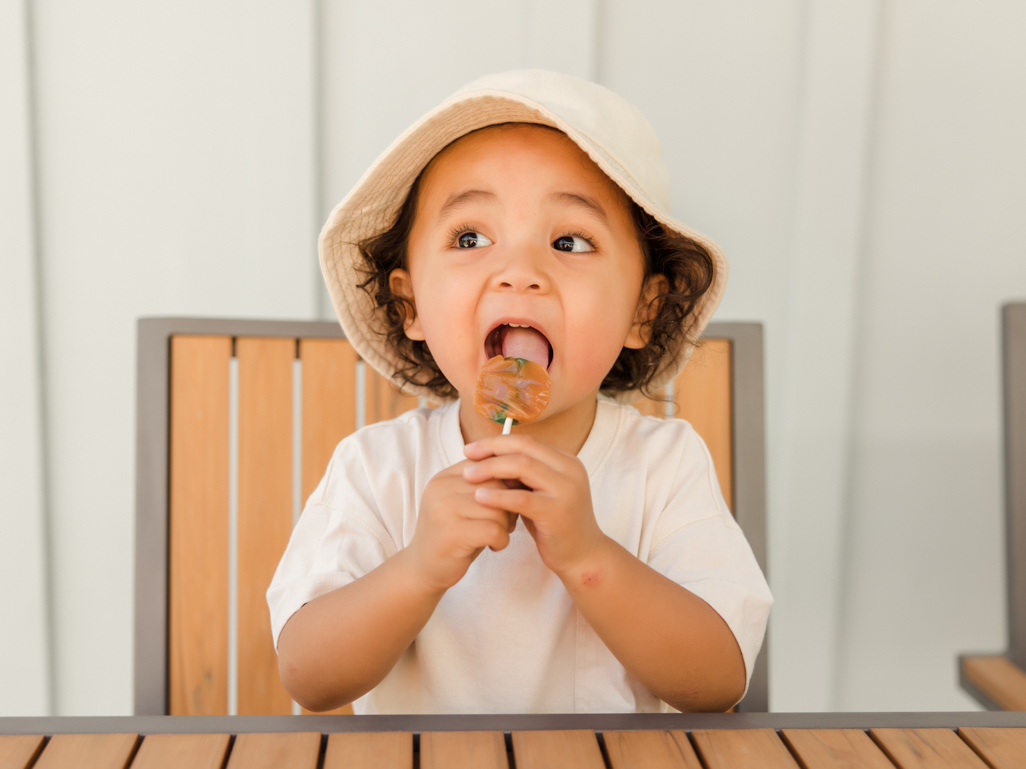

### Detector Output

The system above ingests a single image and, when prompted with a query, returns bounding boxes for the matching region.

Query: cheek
[563,281,640,375]
[410,272,478,367]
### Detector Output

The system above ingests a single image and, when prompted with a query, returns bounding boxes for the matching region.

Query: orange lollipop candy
[474,355,552,433]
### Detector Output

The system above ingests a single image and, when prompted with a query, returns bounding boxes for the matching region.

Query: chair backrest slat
[236,337,296,715]
[365,365,421,424]
[675,339,733,510]
[299,339,358,501]
[633,339,733,510]
[168,335,231,716]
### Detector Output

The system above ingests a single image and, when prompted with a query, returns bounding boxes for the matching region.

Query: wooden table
[4,712,1026,769]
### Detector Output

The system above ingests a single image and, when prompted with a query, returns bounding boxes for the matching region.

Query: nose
[490,242,551,294]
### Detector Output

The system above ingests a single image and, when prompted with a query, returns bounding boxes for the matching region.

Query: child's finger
[455,497,513,528]
[462,453,561,491]
[463,518,511,552]
[473,486,544,518]
[464,434,572,470]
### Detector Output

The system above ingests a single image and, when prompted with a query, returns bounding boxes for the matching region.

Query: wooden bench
[133,318,768,715]
[961,303,1026,710]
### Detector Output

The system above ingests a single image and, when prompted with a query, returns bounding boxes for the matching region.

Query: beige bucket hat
[319,69,728,403]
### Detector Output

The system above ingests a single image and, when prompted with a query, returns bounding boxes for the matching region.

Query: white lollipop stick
[502,416,514,435]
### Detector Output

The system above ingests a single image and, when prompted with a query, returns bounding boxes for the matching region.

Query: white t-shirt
[267,398,772,714]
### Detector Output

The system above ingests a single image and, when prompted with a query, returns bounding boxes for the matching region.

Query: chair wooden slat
[299,338,358,500]
[604,730,703,769]
[364,367,419,425]
[236,338,296,715]
[961,656,1026,711]
[130,734,229,769]
[169,336,232,715]
[298,337,360,716]
[226,732,321,769]
[959,727,1026,769]
[510,730,605,769]
[692,728,799,769]
[323,732,412,769]
[870,728,987,768]
[674,338,733,510]
[0,735,45,769]
[34,733,137,769]
[780,729,895,768]
[420,731,507,769]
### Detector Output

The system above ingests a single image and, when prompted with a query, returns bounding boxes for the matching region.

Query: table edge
[3,712,1026,736]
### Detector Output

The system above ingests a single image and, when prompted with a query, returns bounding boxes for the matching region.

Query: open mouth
[485,323,553,370]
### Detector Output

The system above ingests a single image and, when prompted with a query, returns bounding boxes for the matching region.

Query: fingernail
[465,442,478,451]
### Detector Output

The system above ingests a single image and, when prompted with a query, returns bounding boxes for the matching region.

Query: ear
[624,273,669,350]
[388,268,425,341]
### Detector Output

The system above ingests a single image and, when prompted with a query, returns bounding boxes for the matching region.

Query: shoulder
[598,398,703,460]
[598,399,727,511]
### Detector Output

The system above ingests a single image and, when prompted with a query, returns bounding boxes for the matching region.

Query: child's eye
[456,231,493,248]
[552,235,594,253]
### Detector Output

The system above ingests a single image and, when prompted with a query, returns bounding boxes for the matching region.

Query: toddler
[267,70,772,714]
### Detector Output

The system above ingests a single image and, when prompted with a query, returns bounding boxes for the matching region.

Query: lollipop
[474,356,551,434]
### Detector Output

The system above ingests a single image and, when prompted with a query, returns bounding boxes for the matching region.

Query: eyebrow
[548,191,608,224]
[438,189,497,221]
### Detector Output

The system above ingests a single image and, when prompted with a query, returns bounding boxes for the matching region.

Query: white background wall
[2,0,1023,715]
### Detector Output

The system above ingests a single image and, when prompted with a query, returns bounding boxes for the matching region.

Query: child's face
[391,124,654,424]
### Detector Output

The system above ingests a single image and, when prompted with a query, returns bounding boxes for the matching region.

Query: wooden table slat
[781,729,896,769]
[870,728,988,769]
[511,730,606,769]
[420,731,507,769]
[323,732,412,769]
[226,732,321,769]
[0,735,45,769]
[129,734,229,769]
[604,730,703,769]
[958,727,1026,769]
[34,733,138,769]
[692,728,800,769]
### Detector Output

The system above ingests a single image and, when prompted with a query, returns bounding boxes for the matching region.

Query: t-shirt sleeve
[266,436,400,651]
[646,426,773,700]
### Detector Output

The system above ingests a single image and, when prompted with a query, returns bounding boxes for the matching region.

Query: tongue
[502,327,550,367]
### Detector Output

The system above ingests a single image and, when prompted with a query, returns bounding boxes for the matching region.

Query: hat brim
[319,90,728,403]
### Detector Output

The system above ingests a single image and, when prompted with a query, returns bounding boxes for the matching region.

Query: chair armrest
[960,654,1026,711]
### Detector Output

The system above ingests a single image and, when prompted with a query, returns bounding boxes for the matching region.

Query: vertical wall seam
[22,0,56,717]
[591,0,605,85]
[831,0,887,712]
[312,0,328,321]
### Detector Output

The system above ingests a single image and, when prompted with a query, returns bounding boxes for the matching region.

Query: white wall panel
[772,0,880,711]
[0,0,52,717]
[30,0,318,714]
[838,0,1026,710]
[599,0,809,709]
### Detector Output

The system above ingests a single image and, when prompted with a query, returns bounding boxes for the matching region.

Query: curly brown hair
[356,168,715,400]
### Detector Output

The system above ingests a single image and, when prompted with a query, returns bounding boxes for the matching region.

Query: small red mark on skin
[580,570,603,587]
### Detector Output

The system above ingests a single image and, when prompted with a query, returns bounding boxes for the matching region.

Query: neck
[457,390,600,456]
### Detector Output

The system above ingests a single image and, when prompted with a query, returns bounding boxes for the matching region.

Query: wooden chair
[133,318,769,715]
[960,302,1026,710]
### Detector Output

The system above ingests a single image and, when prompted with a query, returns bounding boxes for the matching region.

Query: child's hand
[462,435,607,577]
[405,461,516,592]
